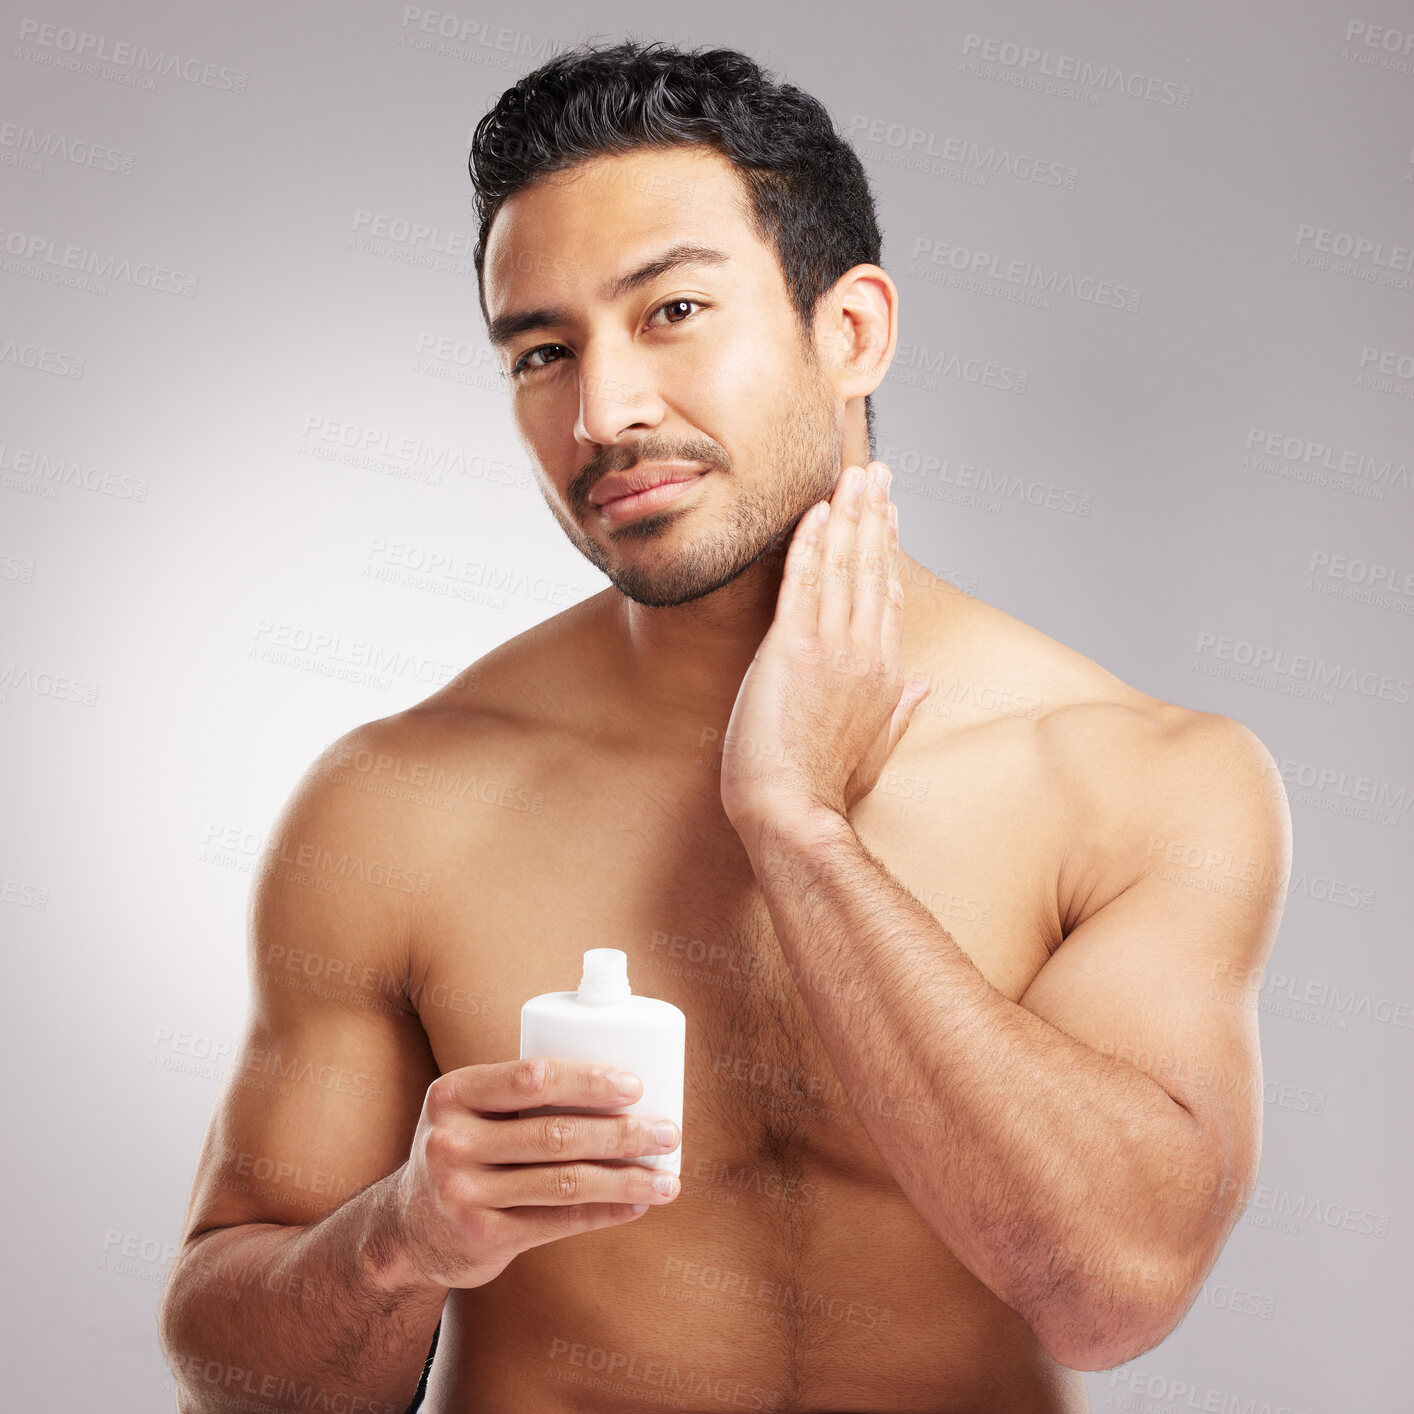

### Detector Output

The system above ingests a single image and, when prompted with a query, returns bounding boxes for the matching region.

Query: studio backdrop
[2,1,1410,1409]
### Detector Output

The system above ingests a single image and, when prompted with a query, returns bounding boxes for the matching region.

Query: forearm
[160,1168,447,1414]
[742,807,1206,1359]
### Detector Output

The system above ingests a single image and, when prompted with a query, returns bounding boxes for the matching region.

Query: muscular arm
[158,724,449,1413]
[737,707,1290,1372]
[163,1189,444,1413]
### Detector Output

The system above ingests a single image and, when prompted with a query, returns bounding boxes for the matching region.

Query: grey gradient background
[2,1,1412,1409]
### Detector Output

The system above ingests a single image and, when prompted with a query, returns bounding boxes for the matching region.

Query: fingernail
[655,1121,678,1147]
[652,1173,678,1196]
[629,1203,649,1215]
[614,1071,641,1097]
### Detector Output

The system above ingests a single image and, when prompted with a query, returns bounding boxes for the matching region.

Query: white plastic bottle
[519,948,686,1176]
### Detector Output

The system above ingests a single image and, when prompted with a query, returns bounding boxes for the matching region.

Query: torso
[390,575,1165,1413]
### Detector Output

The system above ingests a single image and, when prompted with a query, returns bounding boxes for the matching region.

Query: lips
[590,464,709,507]
[592,470,711,526]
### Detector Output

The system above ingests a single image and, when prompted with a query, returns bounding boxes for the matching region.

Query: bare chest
[414,729,1064,1190]
[413,726,1085,1410]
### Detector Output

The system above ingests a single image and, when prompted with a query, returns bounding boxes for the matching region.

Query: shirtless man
[158,39,1291,1414]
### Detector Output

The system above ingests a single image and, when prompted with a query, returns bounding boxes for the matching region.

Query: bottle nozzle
[577,948,632,1004]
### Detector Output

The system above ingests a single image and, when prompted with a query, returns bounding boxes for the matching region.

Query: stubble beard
[551,361,844,610]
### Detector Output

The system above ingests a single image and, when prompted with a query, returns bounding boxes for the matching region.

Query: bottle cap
[577,948,632,1004]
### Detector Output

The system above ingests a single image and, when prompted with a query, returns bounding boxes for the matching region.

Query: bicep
[1018,715,1292,1219]
[179,737,442,1244]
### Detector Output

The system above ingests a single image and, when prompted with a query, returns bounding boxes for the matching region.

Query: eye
[647,297,703,327]
[509,299,705,378]
[510,343,569,377]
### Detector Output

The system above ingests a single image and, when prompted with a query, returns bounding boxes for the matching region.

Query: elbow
[1032,1261,1194,1373]
[157,1246,210,1394]
[1039,1312,1172,1374]
[158,1265,226,1414]
[157,1258,193,1374]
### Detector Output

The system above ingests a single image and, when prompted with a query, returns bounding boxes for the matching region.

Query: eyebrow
[486,242,732,350]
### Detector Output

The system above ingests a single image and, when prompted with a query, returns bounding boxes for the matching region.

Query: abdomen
[427,1161,1089,1413]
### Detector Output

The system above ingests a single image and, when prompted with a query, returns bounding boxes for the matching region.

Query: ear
[815,264,898,402]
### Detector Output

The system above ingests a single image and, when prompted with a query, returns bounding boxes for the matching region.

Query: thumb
[886,675,933,753]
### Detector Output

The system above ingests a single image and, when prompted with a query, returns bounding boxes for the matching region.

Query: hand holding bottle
[384,1058,680,1291]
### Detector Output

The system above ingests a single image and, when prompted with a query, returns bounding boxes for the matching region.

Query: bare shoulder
[929,589,1293,929]
[1027,652,1291,849]
[1037,694,1292,897]
[945,588,1287,801]
[313,590,615,842]
[407,588,614,737]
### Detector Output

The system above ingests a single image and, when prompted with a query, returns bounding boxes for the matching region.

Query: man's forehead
[483,145,755,304]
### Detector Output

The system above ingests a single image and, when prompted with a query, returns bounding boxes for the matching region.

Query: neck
[604,538,932,733]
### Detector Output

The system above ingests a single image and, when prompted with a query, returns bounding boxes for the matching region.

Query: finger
[880,495,905,671]
[775,499,830,633]
[850,463,895,648]
[500,1192,661,1251]
[880,571,905,692]
[817,465,867,643]
[497,1156,681,1210]
[480,1109,681,1165]
[886,676,933,755]
[435,1057,645,1119]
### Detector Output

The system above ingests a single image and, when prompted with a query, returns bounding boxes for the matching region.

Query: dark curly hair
[468,36,884,453]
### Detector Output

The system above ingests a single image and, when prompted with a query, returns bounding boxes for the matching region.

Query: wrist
[729,796,851,859]
[358,1173,446,1300]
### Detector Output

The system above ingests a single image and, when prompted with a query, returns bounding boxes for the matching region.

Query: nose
[572,347,663,448]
